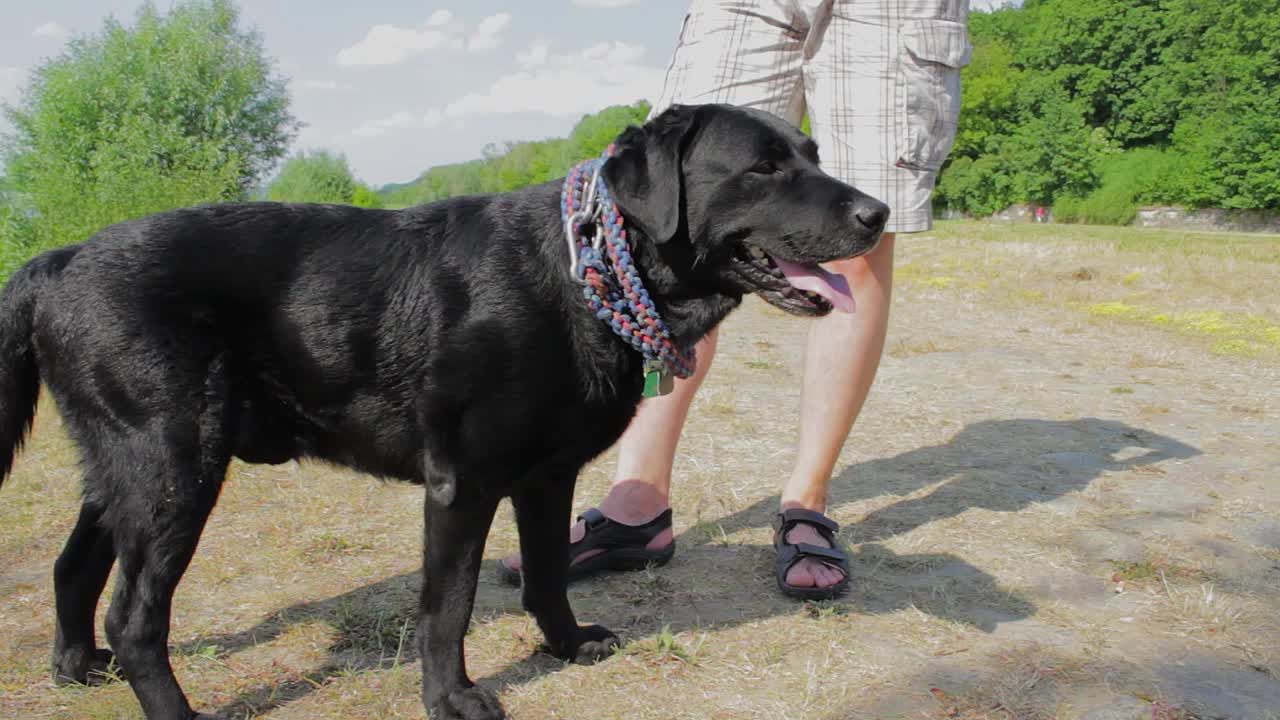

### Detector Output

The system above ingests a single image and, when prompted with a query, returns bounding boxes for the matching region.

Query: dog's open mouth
[730,244,855,316]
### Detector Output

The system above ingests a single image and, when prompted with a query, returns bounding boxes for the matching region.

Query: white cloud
[297,79,353,92]
[352,109,444,139]
[516,40,549,69]
[337,13,467,66]
[338,25,452,66]
[32,21,68,39]
[467,13,512,53]
[441,41,661,119]
[571,0,641,7]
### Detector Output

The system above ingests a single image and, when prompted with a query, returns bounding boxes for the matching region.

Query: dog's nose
[852,199,889,233]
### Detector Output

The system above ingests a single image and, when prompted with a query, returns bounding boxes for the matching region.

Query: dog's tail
[0,247,72,487]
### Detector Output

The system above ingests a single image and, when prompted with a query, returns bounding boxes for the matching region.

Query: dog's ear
[603,104,700,244]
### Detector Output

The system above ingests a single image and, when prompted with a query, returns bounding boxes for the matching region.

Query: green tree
[267,150,357,204]
[942,0,1280,218]
[2,0,297,253]
[1000,82,1114,205]
[567,101,651,158]
[351,184,383,209]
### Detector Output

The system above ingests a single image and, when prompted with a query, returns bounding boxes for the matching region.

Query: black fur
[0,104,886,720]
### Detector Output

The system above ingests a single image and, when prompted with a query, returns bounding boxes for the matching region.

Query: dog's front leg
[418,492,504,720]
[512,477,619,664]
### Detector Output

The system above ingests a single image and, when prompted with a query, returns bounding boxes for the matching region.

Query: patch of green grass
[1108,556,1200,585]
[804,600,852,620]
[1110,386,1134,395]
[1085,302,1280,357]
[303,532,374,561]
[622,625,696,665]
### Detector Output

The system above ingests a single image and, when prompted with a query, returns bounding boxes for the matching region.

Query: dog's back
[16,193,586,479]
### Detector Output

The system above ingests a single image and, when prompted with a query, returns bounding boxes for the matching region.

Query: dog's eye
[748,160,779,175]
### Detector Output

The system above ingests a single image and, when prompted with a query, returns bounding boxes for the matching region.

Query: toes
[53,648,121,687]
[573,624,620,665]
[813,564,835,588]
[785,560,817,588]
[502,554,522,572]
[785,558,848,590]
[433,686,506,720]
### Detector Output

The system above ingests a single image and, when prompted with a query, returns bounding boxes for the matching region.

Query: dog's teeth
[750,247,767,260]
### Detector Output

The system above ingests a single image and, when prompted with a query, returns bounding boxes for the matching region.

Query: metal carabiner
[565,208,598,285]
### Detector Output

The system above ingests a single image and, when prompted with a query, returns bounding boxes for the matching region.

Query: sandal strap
[774,509,850,581]
[579,507,608,529]
[784,542,845,563]
[776,541,849,570]
[572,507,672,557]
[775,508,839,535]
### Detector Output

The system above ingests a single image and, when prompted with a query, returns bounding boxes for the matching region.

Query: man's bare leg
[500,331,718,572]
[504,234,894,591]
[779,233,895,589]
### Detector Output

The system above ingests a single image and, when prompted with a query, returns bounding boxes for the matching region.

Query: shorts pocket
[896,18,972,172]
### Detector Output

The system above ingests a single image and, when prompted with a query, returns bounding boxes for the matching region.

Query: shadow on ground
[169,416,1197,718]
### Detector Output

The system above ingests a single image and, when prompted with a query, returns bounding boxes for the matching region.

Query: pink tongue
[771,256,856,313]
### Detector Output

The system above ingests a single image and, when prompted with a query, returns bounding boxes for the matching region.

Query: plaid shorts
[650,0,972,233]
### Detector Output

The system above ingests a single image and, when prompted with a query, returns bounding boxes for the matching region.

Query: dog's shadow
[186,416,1197,718]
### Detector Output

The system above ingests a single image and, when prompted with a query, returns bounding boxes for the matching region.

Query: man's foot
[782,521,848,590]
[498,481,675,585]
[773,508,850,600]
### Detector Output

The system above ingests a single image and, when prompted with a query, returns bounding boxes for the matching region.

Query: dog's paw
[53,648,121,687]
[430,686,506,720]
[572,624,620,666]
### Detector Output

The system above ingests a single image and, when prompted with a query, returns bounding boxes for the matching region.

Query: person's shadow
[706,416,1200,544]
[180,417,1197,718]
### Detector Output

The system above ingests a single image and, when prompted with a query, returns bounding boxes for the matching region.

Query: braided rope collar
[561,147,695,397]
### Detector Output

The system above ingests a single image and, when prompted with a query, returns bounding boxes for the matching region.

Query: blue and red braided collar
[561,147,695,395]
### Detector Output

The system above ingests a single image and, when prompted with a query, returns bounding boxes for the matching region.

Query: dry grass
[2,221,1279,719]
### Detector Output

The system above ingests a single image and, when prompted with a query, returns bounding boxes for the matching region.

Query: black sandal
[496,507,675,586]
[773,508,850,600]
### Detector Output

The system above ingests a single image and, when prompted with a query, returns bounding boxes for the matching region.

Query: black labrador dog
[0,104,887,719]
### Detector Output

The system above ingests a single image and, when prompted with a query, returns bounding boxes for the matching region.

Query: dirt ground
[1,221,1277,719]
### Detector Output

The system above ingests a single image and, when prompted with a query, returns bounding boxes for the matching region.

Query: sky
[0,0,1011,188]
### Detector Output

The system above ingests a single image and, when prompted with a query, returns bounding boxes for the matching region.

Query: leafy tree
[938,0,1280,219]
[351,184,383,209]
[268,150,356,204]
[2,0,297,253]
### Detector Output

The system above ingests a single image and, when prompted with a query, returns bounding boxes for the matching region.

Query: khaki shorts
[650,0,972,233]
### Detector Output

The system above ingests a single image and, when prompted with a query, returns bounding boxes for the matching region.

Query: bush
[0,196,38,283]
[1,0,297,269]
[268,150,356,204]
[1053,148,1186,225]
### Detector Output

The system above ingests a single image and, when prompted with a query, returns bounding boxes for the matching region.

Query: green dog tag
[642,369,674,398]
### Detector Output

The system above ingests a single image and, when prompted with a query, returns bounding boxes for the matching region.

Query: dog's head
[603,104,889,317]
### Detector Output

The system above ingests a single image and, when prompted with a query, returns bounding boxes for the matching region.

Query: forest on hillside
[379,0,1280,225]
